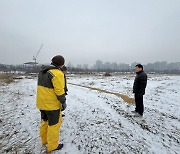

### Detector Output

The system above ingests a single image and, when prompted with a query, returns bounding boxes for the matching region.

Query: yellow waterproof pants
[40,111,62,152]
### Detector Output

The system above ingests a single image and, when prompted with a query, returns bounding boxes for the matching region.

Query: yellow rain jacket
[36,65,65,110]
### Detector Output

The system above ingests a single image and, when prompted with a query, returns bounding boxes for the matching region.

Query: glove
[61,102,67,111]
[57,94,66,103]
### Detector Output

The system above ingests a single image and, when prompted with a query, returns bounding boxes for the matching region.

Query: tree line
[0,60,180,74]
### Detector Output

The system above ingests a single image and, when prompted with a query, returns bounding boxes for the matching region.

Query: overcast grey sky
[0,0,180,66]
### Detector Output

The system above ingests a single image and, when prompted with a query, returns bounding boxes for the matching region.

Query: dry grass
[0,74,16,84]
[69,83,135,104]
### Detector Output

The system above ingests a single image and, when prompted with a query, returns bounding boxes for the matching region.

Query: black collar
[136,70,143,74]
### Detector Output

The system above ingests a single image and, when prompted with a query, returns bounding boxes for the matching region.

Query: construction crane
[33,43,44,64]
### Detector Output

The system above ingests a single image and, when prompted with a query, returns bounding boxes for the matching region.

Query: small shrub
[0,74,15,84]
[103,72,112,76]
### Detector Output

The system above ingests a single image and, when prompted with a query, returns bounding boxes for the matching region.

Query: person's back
[36,65,65,110]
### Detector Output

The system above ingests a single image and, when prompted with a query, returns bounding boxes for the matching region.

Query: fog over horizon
[0,0,180,66]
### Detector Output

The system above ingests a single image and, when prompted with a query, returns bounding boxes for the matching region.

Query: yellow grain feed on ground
[69,83,135,104]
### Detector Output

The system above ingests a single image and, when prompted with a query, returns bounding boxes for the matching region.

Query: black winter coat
[133,70,147,95]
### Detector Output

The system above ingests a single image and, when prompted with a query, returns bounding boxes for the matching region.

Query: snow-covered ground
[0,74,180,154]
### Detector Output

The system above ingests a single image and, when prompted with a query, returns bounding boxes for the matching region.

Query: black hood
[40,65,58,74]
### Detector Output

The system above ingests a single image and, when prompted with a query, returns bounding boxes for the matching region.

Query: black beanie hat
[51,55,65,66]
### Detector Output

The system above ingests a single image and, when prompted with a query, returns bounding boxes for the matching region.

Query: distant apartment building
[167,62,180,70]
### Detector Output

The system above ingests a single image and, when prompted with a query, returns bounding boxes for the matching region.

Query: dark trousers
[40,109,60,126]
[135,94,144,115]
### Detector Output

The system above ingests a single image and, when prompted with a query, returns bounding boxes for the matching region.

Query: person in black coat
[61,65,68,117]
[61,65,68,95]
[132,64,147,116]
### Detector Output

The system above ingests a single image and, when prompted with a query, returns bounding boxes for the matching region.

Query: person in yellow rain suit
[36,55,67,152]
